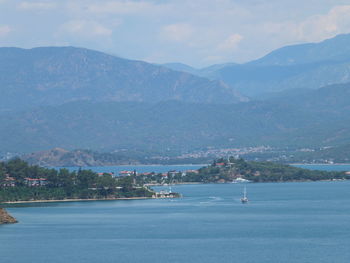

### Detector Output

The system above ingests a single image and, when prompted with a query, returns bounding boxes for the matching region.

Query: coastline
[150,178,349,186]
[146,182,203,186]
[2,196,152,205]
[56,163,350,168]
[291,163,350,166]
[54,164,207,168]
[2,179,348,205]
[0,208,18,224]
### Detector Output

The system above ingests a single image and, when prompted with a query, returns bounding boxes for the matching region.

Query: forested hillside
[1,82,350,153]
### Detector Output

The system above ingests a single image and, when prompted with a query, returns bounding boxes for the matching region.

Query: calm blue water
[57,163,350,176]
[293,164,350,171]
[1,181,350,263]
[56,165,205,175]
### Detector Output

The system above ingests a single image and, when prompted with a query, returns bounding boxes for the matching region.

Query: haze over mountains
[1,34,350,157]
[164,34,350,97]
[0,46,246,112]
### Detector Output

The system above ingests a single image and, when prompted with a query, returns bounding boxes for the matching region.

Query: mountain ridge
[162,34,350,97]
[1,82,350,153]
[0,46,247,112]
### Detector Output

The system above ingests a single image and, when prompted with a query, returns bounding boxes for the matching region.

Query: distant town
[1,145,346,167]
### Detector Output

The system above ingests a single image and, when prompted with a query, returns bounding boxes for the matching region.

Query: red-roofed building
[2,175,16,187]
[24,178,47,187]
[119,171,135,177]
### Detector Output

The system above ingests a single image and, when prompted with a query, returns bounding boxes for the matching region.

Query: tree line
[0,158,152,202]
[133,157,349,185]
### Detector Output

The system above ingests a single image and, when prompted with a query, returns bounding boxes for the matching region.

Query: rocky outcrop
[0,208,18,224]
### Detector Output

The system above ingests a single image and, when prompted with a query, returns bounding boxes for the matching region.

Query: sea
[1,165,350,263]
[55,164,206,176]
[56,163,350,175]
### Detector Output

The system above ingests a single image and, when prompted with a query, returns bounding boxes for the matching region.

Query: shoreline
[54,163,350,168]
[290,163,350,166]
[2,179,348,205]
[2,196,152,205]
[146,182,203,186]
[53,164,208,168]
[147,179,348,187]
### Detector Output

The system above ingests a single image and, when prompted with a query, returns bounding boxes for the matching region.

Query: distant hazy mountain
[21,148,147,166]
[0,46,246,112]
[249,34,350,66]
[162,63,199,75]
[162,62,237,78]
[2,82,350,153]
[2,40,350,155]
[185,34,350,97]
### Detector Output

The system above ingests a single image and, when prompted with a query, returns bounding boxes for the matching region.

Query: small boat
[240,186,248,203]
[232,177,251,183]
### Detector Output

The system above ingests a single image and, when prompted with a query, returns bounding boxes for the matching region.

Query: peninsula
[134,157,350,185]
[1,157,348,204]
[0,158,157,204]
[1,156,348,223]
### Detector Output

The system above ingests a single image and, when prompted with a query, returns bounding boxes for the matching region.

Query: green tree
[117,176,133,192]
[77,170,97,188]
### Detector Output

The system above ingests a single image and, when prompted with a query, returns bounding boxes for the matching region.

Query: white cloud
[217,34,243,51]
[58,20,113,38]
[261,5,350,45]
[0,25,11,37]
[18,1,56,10]
[2,0,350,66]
[86,1,155,14]
[298,5,350,41]
[160,23,194,43]
[66,0,167,16]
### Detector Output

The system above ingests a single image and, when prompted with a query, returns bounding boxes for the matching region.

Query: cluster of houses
[2,175,16,187]
[118,169,199,178]
[152,189,179,198]
[118,171,135,177]
[24,177,47,187]
[1,174,47,187]
[1,169,201,188]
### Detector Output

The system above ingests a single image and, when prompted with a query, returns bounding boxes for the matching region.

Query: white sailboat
[240,186,248,203]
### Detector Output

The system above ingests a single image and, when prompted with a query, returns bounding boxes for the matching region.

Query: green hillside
[0,46,245,112]
[1,82,350,153]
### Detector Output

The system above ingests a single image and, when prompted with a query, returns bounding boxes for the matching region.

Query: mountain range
[1,34,350,157]
[0,46,246,112]
[163,34,350,97]
[1,82,350,153]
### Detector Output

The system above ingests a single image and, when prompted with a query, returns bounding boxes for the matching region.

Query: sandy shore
[3,197,151,204]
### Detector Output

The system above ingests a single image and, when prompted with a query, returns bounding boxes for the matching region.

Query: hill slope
[20,148,149,166]
[1,82,350,153]
[249,34,350,66]
[195,34,350,97]
[0,46,246,112]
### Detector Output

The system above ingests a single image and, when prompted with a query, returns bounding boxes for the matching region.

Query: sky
[1,0,350,67]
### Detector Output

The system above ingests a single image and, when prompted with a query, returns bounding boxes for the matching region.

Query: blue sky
[1,0,350,67]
